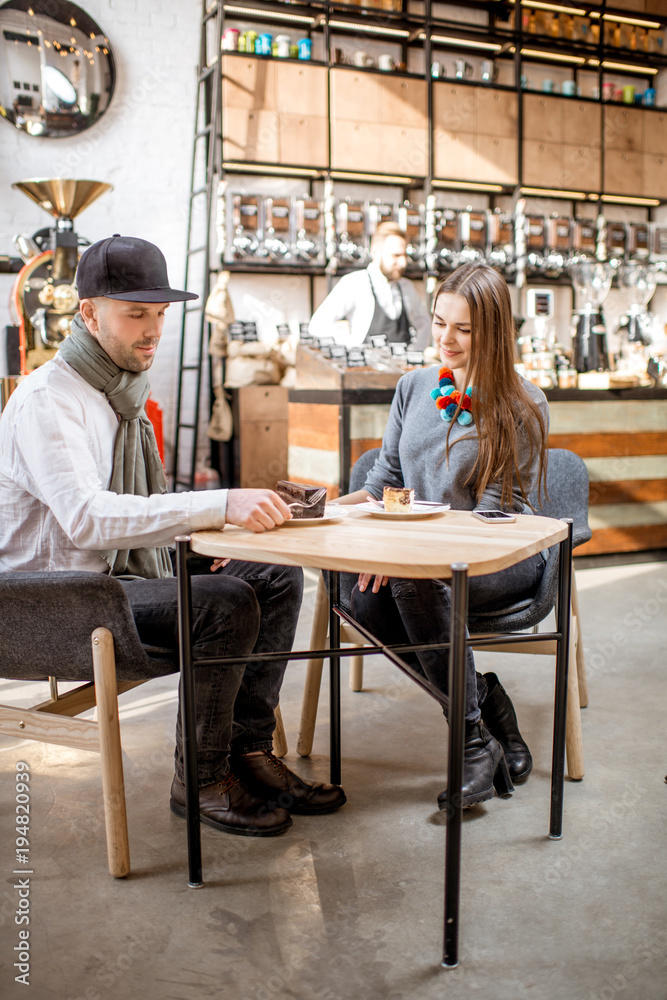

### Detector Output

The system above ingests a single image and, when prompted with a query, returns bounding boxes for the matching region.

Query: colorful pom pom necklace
[429,366,474,426]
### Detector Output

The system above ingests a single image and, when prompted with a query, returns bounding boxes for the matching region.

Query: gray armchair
[0,571,173,877]
[298,448,591,779]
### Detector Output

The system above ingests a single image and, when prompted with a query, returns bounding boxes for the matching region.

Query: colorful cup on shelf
[455,59,473,79]
[275,34,291,58]
[431,61,444,78]
[643,88,656,107]
[622,85,635,104]
[602,82,615,102]
[561,80,577,96]
[480,59,496,83]
[222,27,239,51]
[298,37,312,60]
[258,33,272,55]
[240,30,257,53]
[353,50,375,67]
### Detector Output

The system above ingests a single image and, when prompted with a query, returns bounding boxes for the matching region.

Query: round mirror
[0,0,115,138]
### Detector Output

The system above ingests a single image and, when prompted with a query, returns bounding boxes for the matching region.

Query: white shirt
[0,354,228,574]
[308,262,432,349]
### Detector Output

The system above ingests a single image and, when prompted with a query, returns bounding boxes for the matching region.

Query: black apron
[363,272,412,345]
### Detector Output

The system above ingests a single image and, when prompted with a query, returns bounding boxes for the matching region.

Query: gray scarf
[59,313,173,580]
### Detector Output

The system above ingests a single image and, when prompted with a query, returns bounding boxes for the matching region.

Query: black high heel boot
[480,672,533,783]
[437,721,514,811]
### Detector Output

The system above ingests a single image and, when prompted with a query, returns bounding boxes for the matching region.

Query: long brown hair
[433,263,548,507]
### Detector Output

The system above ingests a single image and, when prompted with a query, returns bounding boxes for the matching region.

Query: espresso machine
[617,261,658,348]
[570,260,613,372]
[10,178,112,374]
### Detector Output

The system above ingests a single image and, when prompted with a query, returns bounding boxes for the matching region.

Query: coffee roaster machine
[8,177,112,375]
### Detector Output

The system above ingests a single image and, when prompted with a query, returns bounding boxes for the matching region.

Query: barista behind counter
[308,223,431,350]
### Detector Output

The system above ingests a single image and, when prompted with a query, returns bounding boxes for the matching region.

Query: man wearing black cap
[0,235,346,838]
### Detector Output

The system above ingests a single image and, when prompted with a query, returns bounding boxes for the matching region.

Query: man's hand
[225,489,292,533]
[357,572,390,594]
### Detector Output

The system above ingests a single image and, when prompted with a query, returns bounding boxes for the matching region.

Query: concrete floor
[1,557,666,1000]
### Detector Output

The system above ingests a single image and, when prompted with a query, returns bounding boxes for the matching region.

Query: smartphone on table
[472,509,516,523]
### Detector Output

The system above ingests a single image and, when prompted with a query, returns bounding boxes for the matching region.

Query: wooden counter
[287,385,667,556]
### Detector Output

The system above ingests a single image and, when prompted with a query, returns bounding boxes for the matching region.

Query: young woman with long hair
[335,262,550,810]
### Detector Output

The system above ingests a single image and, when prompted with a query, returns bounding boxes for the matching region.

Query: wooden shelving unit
[171,0,667,489]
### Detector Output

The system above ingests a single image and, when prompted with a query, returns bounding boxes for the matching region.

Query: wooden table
[175,509,572,967]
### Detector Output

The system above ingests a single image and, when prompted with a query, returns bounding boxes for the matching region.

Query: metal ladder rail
[172,0,223,492]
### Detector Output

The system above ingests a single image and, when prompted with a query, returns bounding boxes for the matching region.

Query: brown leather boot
[230,750,347,814]
[170,773,292,837]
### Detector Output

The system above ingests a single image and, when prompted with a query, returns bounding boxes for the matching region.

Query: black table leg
[549,519,573,840]
[329,570,342,786]
[443,563,469,969]
[176,536,203,888]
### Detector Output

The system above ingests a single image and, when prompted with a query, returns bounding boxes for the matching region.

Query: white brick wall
[0,0,202,467]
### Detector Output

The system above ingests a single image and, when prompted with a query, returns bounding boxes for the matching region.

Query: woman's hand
[210,558,231,572]
[357,572,390,594]
[332,488,372,506]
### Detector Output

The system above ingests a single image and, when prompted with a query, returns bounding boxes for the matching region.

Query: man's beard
[98,316,156,372]
[380,262,405,282]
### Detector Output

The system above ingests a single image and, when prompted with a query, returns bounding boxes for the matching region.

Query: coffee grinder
[10,178,112,374]
[617,261,658,349]
[570,260,613,372]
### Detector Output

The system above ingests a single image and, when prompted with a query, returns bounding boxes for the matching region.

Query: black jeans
[341,553,546,723]
[120,559,303,785]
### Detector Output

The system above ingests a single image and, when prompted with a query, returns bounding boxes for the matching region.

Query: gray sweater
[363,366,549,513]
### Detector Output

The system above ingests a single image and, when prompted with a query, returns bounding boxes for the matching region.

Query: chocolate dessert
[276,481,327,518]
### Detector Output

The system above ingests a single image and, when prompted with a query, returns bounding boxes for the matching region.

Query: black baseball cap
[76,234,198,302]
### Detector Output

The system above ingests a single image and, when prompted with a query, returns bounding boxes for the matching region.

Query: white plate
[278,505,350,527]
[355,501,450,520]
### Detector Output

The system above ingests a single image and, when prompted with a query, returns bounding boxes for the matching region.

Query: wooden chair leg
[564,616,585,781]
[91,627,130,878]
[571,573,589,708]
[297,574,330,757]
[349,652,364,691]
[297,658,324,757]
[272,703,287,758]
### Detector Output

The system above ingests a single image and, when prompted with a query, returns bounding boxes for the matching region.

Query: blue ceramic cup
[258,32,273,55]
[643,88,656,107]
[298,37,312,60]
